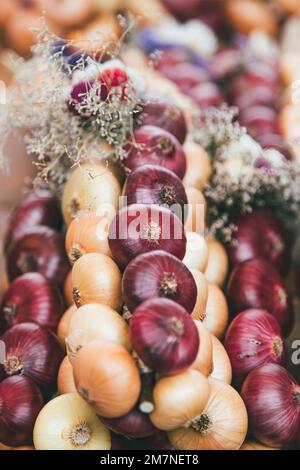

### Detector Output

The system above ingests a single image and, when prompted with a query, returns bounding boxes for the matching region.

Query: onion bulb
[191,321,213,377]
[150,370,210,431]
[64,271,73,307]
[183,232,208,273]
[66,303,131,363]
[210,336,232,384]
[190,269,208,321]
[184,188,206,234]
[240,441,277,450]
[57,305,77,345]
[61,163,121,226]
[101,407,156,439]
[57,357,76,395]
[183,142,212,191]
[204,237,229,287]
[72,253,122,311]
[73,341,141,418]
[33,393,111,450]
[168,379,248,450]
[202,283,229,339]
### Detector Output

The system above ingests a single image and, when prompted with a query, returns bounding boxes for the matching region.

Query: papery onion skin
[210,336,232,385]
[184,188,206,234]
[202,283,229,339]
[111,430,173,450]
[205,237,229,287]
[64,271,73,307]
[241,363,300,448]
[225,309,287,386]
[124,125,187,179]
[73,341,141,418]
[0,376,44,447]
[182,232,209,273]
[108,204,186,269]
[0,323,64,394]
[183,142,212,192]
[227,258,294,337]
[240,440,278,450]
[130,298,199,375]
[0,273,65,334]
[6,226,70,286]
[227,210,291,275]
[57,356,76,395]
[191,321,213,377]
[190,269,208,321]
[122,251,197,313]
[57,305,77,345]
[101,407,156,439]
[168,379,248,450]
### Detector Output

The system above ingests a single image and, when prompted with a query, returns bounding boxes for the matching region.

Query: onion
[64,271,73,306]
[124,125,187,179]
[161,0,203,20]
[73,341,141,418]
[225,0,277,36]
[228,210,291,275]
[192,321,213,376]
[122,251,197,313]
[241,364,300,448]
[205,237,229,287]
[211,336,232,384]
[6,226,70,286]
[0,323,64,394]
[0,273,64,334]
[130,298,199,375]
[57,357,76,395]
[4,189,62,253]
[168,379,248,450]
[57,305,76,345]
[42,0,94,27]
[190,269,208,321]
[150,370,210,431]
[101,407,156,439]
[72,253,122,311]
[111,430,173,450]
[61,163,121,226]
[225,309,287,386]
[13,446,35,450]
[227,258,294,336]
[65,214,112,264]
[185,188,206,235]
[182,232,208,273]
[0,376,44,447]
[183,142,212,192]
[108,204,186,269]
[240,441,277,450]
[122,164,188,223]
[202,283,229,338]
[66,303,131,363]
[33,393,111,450]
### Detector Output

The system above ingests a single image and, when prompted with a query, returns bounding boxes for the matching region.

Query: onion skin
[0,323,64,394]
[108,204,186,269]
[130,298,199,375]
[57,356,76,395]
[6,226,70,286]
[227,258,294,337]
[124,125,187,179]
[240,441,278,450]
[184,188,206,234]
[227,210,291,275]
[101,407,156,439]
[241,364,300,448]
[111,430,173,450]
[191,321,213,377]
[0,376,44,447]
[204,237,229,287]
[225,309,287,386]
[190,269,208,321]
[182,232,209,273]
[202,283,229,339]
[73,341,141,418]
[0,273,65,334]
[211,336,232,385]
[122,251,197,313]
[64,271,73,307]
[57,305,76,345]
[183,142,212,192]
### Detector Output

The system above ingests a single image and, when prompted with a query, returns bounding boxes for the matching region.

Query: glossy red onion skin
[111,431,173,450]
[228,210,290,276]
[227,258,294,337]
[241,364,300,448]
[101,407,156,439]
[0,273,65,334]
[122,165,188,223]
[131,298,199,375]
[4,190,62,253]
[161,64,209,95]
[0,323,64,395]
[108,204,186,270]
[6,226,70,286]
[122,251,197,313]
[125,126,186,179]
[0,376,44,447]
[161,0,203,20]
[225,309,287,387]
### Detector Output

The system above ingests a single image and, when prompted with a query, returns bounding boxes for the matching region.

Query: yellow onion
[240,440,278,451]
[191,321,213,377]
[57,357,76,395]
[184,188,206,234]
[57,305,77,345]
[66,303,131,363]
[150,370,210,431]
[225,0,277,36]
[210,336,232,385]
[33,393,111,450]
[191,269,208,321]
[72,253,122,311]
[202,283,228,338]
[183,232,208,273]
[204,238,229,287]
[277,0,300,14]
[168,379,248,450]
[183,142,212,191]
[64,271,73,307]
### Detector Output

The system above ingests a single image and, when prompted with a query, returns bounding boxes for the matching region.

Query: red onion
[228,210,291,275]
[0,323,64,394]
[227,258,294,337]
[161,0,203,20]
[122,250,197,313]
[0,273,65,334]
[208,48,241,81]
[225,309,287,386]
[122,165,188,223]
[138,97,187,144]
[124,125,186,179]
[111,431,173,450]
[188,82,224,110]
[6,226,70,286]
[161,63,209,95]
[0,376,44,447]
[108,204,186,269]
[239,105,279,139]
[4,190,62,252]
[101,407,156,439]
[130,298,199,375]
[241,364,300,448]
[258,134,293,161]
